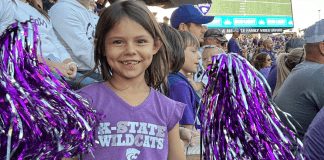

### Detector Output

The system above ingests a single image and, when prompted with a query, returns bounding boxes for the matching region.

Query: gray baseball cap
[285,37,306,53]
[305,19,324,43]
[204,29,228,42]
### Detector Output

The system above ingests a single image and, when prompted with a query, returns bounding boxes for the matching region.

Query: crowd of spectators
[1,0,324,159]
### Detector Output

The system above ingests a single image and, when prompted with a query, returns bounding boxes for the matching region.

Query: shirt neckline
[101,82,154,111]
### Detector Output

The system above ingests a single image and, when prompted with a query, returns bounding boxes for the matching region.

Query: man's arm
[49,5,94,69]
[48,26,73,63]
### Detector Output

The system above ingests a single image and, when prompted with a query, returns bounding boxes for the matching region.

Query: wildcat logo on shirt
[126,148,140,160]
[97,121,166,150]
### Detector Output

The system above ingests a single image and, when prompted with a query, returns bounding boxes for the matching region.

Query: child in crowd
[0,0,95,89]
[167,31,201,131]
[76,1,185,159]
[160,23,201,150]
[187,46,225,95]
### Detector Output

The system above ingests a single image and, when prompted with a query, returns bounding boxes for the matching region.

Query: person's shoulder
[151,89,187,116]
[76,82,105,96]
[296,61,324,74]
[49,0,77,14]
[309,63,324,78]
[170,80,191,90]
[229,38,235,42]
[1,0,15,7]
[152,89,185,106]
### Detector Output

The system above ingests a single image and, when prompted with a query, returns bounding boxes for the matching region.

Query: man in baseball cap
[274,20,324,148]
[202,29,228,48]
[171,4,214,43]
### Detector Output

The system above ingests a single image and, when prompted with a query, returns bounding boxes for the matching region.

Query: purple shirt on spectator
[266,65,278,95]
[302,107,324,159]
[259,66,271,79]
[253,38,258,45]
[168,73,197,127]
[77,82,185,160]
[228,38,242,55]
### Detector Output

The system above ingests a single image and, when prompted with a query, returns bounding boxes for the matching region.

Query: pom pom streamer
[201,53,304,160]
[0,21,99,159]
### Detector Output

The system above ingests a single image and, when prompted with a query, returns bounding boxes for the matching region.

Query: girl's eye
[138,40,147,44]
[203,58,207,61]
[113,40,122,44]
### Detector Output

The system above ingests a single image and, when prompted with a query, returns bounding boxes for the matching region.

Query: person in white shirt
[49,0,102,81]
[0,0,95,89]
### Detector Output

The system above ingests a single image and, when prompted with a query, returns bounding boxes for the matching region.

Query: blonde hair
[273,48,305,98]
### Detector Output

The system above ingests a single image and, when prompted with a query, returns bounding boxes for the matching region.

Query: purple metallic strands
[201,53,304,160]
[0,21,99,159]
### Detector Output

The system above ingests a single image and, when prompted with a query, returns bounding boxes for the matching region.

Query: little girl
[76,1,186,160]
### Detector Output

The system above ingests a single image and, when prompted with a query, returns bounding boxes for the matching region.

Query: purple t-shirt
[302,107,324,159]
[168,80,196,126]
[228,38,242,55]
[77,82,186,160]
[259,66,271,79]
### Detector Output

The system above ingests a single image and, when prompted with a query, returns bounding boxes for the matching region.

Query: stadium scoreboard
[203,0,293,33]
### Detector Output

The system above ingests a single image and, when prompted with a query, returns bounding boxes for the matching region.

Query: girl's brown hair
[178,30,200,50]
[159,23,184,73]
[83,1,169,93]
[252,52,269,71]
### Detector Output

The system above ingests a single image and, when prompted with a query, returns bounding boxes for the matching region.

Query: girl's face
[181,45,201,74]
[105,17,161,80]
[265,55,272,67]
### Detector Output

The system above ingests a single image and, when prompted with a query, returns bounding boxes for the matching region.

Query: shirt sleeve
[48,25,72,62]
[0,0,15,34]
[302,108,324,160]
[49,5,94,68]
[167,100,186,132]
[76,89,94,107]
[169,83,195,125]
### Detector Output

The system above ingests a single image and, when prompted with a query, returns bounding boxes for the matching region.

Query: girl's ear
[152,38,163,55]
